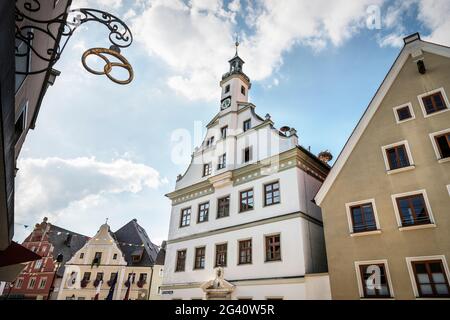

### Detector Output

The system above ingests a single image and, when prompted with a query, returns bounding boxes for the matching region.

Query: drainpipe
[147,266,154,300]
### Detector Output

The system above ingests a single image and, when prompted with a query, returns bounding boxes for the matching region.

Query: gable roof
[114,219,159,267]
[315,34,450,206]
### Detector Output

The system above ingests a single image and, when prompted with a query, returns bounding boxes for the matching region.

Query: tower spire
[235,34,239,56]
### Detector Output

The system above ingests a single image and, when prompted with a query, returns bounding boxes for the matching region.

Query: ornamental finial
[235,34,239,56]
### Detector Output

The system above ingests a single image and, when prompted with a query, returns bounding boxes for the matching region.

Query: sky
[14,0,450,245]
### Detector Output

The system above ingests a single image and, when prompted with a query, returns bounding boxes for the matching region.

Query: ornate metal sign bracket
[15,1,134,85]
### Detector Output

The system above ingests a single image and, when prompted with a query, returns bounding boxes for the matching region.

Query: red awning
[0,242,41,267]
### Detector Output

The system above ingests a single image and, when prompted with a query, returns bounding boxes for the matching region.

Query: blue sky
[14,0,450,245]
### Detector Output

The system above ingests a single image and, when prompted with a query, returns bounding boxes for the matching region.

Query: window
[221,126,228,139]
[238,240,252,265]
[239,189,254,212]
[28,278,36,289]
[34,259,42,269]
[176,250,186,272]
[430,129,450,160]
[356,262,392,298]
[243,147,252,163]
[39,278,47,289]
[349,203,378,233]
[139,273,147,283]
[393,103,415,123]
[194,247,206,270]
[109,273,118,282]
[203,163,212,177]
[198,202,210,223]
[265,235,281,262]
[215,243,227,267]
[264,182,280,206]
[206,136,214,148]
[127,273,136,283]
[243,119,251,132]
[180,208,191,227]
[419,89,449,116]
[241,85,246,95]
[394,193,432,227]
[93,252,102,264]
[382,141,413,172]
[225,84,230,93]
[16,278,23,289]
[83,272,91,281]
[409,258,450,298]
[217,196,230,218]
[79,252,84,259]
[113,253,117,260]
[95,273,104,281]
[14,103,27,145]
[15,29,33,92]
[218,153,226,170]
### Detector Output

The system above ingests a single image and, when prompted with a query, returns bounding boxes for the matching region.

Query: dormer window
[241,85,246,95]
[243,119,251,132]
[225,84,230,94]
[132,254,142,263]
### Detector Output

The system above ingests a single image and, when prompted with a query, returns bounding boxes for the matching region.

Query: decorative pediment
[201,268,234,299]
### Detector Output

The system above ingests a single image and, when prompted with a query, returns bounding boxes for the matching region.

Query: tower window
[243,119,251,132]
[225,85,230,94]
[221,126,228,139]
[241,86,246,95]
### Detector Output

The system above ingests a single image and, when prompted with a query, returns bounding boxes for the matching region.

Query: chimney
[403,32,421,45]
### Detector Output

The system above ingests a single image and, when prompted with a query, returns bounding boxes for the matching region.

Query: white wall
[164,217,306,285]
[168,167,302,240]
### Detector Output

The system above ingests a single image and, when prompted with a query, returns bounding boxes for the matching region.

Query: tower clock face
[221,97,231,110]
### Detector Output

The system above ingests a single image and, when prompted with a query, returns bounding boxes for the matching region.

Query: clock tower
[219,40,251,113]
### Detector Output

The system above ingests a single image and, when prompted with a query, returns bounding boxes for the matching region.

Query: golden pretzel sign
[81,47,134,85]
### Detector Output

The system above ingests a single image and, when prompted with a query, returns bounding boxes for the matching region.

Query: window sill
[387,165,415,175]
[350,230,382,237]
[424,108,450,118]
[438,157,450,164]
[359,297,395,300]
[415,297,450,300]
[399,224,436,231]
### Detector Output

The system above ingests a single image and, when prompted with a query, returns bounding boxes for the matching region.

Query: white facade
[162,51,331,300]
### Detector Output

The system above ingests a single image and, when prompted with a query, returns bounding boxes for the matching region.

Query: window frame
[221,126,228,139]
[243,146,253,164]
[381,140,415,173]
[197,202,210,223]
[15,28,33,93]
[238,239,252,265]
[215,243,228,268]
[265,234,282,262]
[429,128,450,162]
[264,181,281,207]
[406,255,450,298]
[193,246,206,270]
[28,277,36,289]
[179,207,191,228]
[217,153,227,170]
[203,163,212,177]
[38,277,47,289]
[354,260,394,299]
[175,249,187,272]
[391,190,435,229]
[418,88,450,117]
[217,195,230,219]
[241,85,246,96]
[239,189,254,213]
[14,101,28,146]
[393,102,415,124]
[225,84,230,94]
[345,199,381,235]
[243,119,251,132]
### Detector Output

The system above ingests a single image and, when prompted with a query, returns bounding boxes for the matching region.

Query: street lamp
[15,1,134,85]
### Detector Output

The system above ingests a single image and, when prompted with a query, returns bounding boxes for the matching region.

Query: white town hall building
[161,45,332,300]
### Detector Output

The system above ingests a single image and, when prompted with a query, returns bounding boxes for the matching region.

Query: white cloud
[15,157,167,228]
[72,0,123,10]
[132,0,384,102]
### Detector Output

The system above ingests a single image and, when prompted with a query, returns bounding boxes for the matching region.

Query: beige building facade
[315,34,450,300]
[57,220,163,300]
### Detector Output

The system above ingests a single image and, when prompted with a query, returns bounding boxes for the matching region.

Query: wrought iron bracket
[15,0,134,84]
